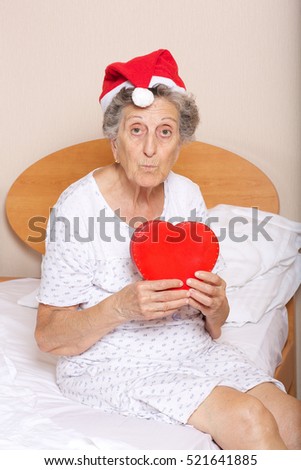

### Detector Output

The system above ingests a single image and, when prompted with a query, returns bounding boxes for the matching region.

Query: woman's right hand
[35,279,190,357]
[111,279,190,322]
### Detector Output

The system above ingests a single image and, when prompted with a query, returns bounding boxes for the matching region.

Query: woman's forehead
[121,98,179,123]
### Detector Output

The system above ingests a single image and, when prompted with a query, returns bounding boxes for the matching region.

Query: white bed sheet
[0,278,288,450]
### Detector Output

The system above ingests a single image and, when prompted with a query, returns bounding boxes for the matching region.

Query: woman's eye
[159,128,172,137]
[131,127,142,135]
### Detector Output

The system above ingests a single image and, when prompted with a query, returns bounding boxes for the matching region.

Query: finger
[139,298,189,319]
[146,305,187,321]
[194,271,226,287]
[156,296,189,313]
[188,297,204,311]
[138,293,189,314]
[186,278,221,297]
[187,296,213,315]
[189,288,216,308]
[145,279,184,291]
[152,288,190,303]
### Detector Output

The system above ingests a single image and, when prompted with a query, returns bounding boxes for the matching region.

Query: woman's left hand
[186,271,229,339]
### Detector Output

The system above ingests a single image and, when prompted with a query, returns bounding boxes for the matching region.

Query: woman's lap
[57,340,284,425]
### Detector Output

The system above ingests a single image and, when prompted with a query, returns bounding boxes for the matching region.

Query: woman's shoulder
[53,170,99,213]
[167,171,201,193]
[166,171,206,216]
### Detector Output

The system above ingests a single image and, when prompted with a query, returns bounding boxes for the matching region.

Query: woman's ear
[110,139,119,163]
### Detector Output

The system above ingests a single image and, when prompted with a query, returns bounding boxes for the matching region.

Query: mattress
[0,278,288,450]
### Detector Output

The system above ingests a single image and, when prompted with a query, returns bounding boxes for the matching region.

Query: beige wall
[1,0,300,394]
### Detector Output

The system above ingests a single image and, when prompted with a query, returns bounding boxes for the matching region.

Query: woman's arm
[35,278,189,356]
[186,271,229,339]
[35,296,124,356]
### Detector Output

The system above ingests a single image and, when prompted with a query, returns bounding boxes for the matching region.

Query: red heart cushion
[130,220,219,289]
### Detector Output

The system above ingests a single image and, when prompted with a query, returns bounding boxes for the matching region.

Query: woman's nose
[143,133,157,157]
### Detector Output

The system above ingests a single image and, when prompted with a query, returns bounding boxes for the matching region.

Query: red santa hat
[99,49,186,111]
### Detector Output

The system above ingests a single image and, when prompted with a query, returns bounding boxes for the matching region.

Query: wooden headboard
[6,139,279,255]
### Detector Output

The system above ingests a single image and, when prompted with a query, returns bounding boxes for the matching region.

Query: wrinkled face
[111,98,181,188]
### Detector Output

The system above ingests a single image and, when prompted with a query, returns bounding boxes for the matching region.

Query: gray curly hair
[102,85,200,143]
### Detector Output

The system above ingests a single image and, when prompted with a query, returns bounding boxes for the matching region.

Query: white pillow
[207,205,301,324]
[225,256,300,324]
[207,205,301,284]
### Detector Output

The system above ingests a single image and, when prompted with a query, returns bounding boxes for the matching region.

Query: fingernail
[186,279,193,286]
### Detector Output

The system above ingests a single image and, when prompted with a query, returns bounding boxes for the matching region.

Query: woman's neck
[94,164,165,226]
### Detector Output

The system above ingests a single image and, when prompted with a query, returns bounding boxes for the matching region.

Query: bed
[2,138,300,450]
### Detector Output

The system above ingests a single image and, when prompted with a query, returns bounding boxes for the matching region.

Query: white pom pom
[132,88,154,108]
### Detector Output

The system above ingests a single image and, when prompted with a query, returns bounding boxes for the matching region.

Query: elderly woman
[35,50,301,450]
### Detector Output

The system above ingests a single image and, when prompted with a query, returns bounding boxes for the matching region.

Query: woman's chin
[134,172,165,188]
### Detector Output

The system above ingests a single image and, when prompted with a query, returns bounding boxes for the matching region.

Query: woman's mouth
[140,164,158,170]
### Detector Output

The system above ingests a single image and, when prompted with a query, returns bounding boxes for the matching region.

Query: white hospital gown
[37,169,284,425]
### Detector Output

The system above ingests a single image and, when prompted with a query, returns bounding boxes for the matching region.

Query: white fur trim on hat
[100,80,133,112]
[132,88,155,107]
[100,75,187,112]
[149,76,186,94]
